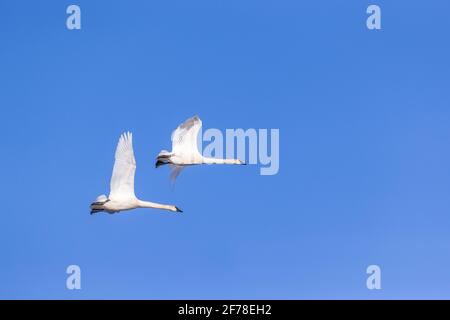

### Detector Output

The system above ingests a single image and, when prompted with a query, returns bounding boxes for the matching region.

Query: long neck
[138,200,175,212]
[202,157,239,165]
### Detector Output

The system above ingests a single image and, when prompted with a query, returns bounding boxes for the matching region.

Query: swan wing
[169,164,185,183]
[109,132,136,200]
[171,115,202,158]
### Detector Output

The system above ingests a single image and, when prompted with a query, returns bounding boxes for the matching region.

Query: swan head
[174,206,183,213]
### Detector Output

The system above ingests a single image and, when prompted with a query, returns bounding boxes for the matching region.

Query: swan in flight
[156,116,245,181]
[90,132,182,215]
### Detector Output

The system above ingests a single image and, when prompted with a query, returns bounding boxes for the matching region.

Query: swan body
[156,116,245,181]
[91,132,182,215]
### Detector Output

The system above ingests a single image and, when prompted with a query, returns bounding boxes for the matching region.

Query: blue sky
[1,0,450,299]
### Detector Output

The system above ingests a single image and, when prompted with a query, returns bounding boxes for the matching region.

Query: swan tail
[90,203,105,214]
[90,198,109,215]
[156,150,172,168]
[90,208,104,215]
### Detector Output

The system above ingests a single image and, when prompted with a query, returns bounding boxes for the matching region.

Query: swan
[90,132,182,214]
[156,116,245,181]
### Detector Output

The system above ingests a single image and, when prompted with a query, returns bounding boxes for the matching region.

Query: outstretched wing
[169,164,185,184]
[109,132,136,200]
[171,115,202,159]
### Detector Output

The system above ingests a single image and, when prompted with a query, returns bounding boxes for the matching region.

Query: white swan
[91,132,182,214]
[156,116,245,181]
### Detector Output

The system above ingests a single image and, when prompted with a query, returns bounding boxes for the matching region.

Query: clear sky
[1,0,450,299]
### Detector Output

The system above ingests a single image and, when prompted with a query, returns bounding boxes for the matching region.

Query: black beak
[175,207,183,213]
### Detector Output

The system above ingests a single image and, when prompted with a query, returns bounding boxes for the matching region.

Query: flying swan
[90,132,182,214]
[156,115,245,181]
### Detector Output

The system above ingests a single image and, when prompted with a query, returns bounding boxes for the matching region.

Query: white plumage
[156,116,245,182]
[109,132,136,200]
[90,132,182,215]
